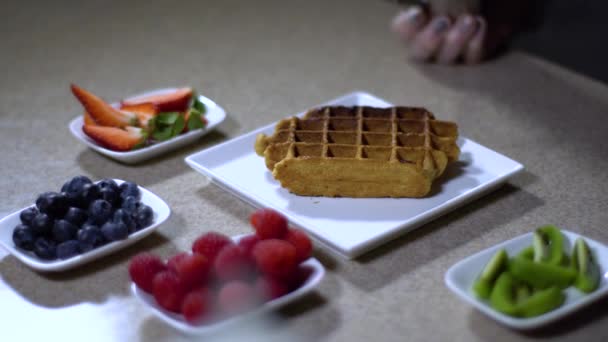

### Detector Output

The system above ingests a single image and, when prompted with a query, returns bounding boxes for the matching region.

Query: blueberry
[53,219,78,243]
[12,224,36,251]
[88,199,113,225]
[99,187,120,208]
[78,183,100,208]
[56,240,81,259]
[113,209,136,233]
[35,192,69,218]
[101,221,128,241]
[119,181,140,201]
[121,196,139,216]
[34,237,57,260]
[64,207,88,226]
[97,179,119,193]
[135,204,154,229]
[61,175,92,194]
[31,213,53,236]
[77,224,105,252]
[62,176,92,207]
[19,207,39,226]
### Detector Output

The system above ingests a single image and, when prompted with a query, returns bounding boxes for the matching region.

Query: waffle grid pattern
[269,106,458,167]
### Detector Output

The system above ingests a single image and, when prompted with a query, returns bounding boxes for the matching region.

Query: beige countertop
[2,0,608,341]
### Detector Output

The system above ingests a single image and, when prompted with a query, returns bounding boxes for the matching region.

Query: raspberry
[128,253,167,293]
[217,281,257,315]
[252,239,297,278]
[214,245,254,282]
[237,234,261,258]
[174,253,211,290]
[192,232,233,263]
[255,275,289,301]
[181,288,212,324]
[250,208,288,239]
[153,271,187,313]
[166,252,189,273]
[284,228,313,262]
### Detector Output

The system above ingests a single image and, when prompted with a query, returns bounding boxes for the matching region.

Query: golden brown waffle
[254,106,460,198]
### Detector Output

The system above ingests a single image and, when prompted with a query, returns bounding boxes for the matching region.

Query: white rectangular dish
[185,91,524,259]
[445,229,608,330]
[0,179,170,272]
[69,89,226,164]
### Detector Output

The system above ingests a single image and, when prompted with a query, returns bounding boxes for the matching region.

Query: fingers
[464,17,487,65]
[436,15,477,64]
[410,16,451,61]
[391,6,427,42]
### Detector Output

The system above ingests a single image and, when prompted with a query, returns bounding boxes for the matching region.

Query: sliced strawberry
[121,87,193,112]
[120,102,159,130]
[119,102,159,115]
[71,84,137,128]
[83,112,98,126]
[82,125,145,151]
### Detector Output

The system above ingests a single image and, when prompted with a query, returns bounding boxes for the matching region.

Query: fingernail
[392,7,423,29]
[473,16,486,37]
[458,16,475,33]
[432,17,450,33]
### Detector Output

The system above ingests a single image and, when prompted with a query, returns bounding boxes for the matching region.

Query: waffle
[254,106,460,198]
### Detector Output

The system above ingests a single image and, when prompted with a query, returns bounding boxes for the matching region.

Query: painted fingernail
[458,16,475,33]
[473,16,486,37]
[393,7,423,29]
[432,17,450,33]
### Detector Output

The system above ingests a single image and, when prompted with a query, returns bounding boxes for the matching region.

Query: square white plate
[185,91,524,259]
[131,233,325,335]
[445,229,608,330]
[69,88,227,164]
[0,179,171,272]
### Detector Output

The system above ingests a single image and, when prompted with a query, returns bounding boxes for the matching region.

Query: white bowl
[0,179,171,272]
[131,234,325,335]
[445,229,608,330]
[69,88,227,164]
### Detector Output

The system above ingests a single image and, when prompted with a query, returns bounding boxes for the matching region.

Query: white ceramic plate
[0,179,171,272]
[185,91,524,259]
[69,88,227,164]
[131,233,325,335]
[445,229,608,330]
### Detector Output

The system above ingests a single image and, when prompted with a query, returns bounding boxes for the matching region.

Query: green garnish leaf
[171,115,186,137]
[156,112,180,125]
[192,96,206,113]
[152,125,174,141]
[187,110,207,130]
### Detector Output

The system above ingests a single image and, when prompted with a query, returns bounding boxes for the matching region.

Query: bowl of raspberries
[129,208,325,334]
[0,175,170,272]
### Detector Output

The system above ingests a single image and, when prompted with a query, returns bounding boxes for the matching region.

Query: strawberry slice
[71,84,137,128]
[120,102,159,115]
[121,87,193,112]
[120,102,159,130]
[83,112,98,126]
[82,125,145,151]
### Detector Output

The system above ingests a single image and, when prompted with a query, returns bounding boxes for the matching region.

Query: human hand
[391,5,487,64]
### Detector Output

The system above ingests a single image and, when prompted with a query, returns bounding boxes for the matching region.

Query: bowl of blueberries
[0,176,170,272]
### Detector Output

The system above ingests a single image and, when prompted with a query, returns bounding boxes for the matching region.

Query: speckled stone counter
[1,0,608,341]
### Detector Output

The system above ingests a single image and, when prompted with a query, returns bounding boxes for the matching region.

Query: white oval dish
[69,88,227,164]
[445,229,608,330]
[0,179,171,272]
[131,233,325,335]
